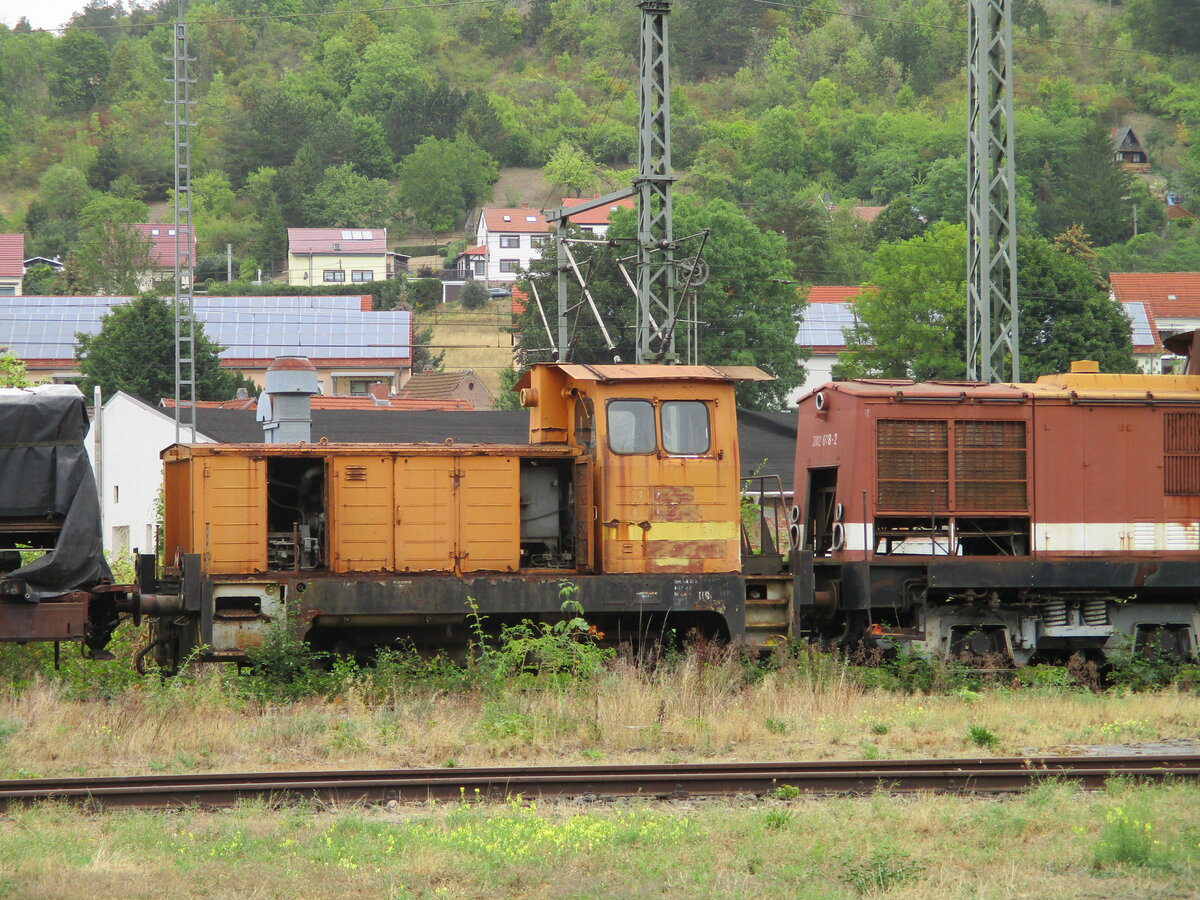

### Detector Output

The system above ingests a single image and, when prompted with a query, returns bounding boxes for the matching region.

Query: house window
[500,235,521,248]
[348,379,374,395]
[323,269,346,282]
[531,235,549,249]
[351,270,373,282]
[499,259,520,273]
[473,261,485,276]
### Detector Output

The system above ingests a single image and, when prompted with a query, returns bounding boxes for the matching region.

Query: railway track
[2,755,1198,810]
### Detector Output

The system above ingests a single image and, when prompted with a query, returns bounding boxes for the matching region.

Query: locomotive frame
[141,362,785,665]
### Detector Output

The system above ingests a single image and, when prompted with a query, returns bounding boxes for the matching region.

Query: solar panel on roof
[1121,302,1155,346]
[796,302,857,347]
[0,297,411,361]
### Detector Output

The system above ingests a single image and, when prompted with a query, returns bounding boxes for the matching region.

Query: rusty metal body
[153,364,771,660]
[793,368,1200,663]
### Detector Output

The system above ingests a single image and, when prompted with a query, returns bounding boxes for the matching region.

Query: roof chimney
[367,382,390,405]
[259,357,318,443]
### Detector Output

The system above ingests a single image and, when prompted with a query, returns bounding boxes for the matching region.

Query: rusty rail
[2,755,1198,810]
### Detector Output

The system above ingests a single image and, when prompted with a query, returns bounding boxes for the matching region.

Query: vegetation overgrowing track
[4,756,1200,810]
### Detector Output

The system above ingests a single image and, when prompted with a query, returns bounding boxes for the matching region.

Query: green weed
[1094,806,1157,868]
[763,809,793,830]
[967,725,999,749]
[841,849,924,895]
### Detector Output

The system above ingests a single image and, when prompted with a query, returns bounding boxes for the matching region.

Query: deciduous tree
[515,198,806,409]
[75,294,250,403]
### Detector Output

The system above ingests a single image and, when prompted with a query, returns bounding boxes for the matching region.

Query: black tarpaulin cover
[1,385,111,598]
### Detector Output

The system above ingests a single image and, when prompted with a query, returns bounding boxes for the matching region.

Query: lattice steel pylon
[634,0,676,364]
[169,0,197,441]
[967,0,1019,383]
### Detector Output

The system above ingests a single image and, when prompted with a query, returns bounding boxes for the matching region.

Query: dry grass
[424,299,515,400]
[4,648,1200,897]
[2,651,1199,778]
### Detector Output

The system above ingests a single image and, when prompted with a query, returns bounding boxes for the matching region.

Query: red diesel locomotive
[792,350,1200,664]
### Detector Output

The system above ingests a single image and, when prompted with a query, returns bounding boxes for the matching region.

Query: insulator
[1081,597,1109,626]
[1043,598,1068,627]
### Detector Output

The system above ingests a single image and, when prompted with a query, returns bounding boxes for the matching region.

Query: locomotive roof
[803,373,1200,404]
[517,363,771,387]
[802,380,1026,400]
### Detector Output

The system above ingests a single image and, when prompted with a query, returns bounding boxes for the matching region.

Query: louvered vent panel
[954,421,1027,511]
[877,420,949,511]
[1165,413,1200,495]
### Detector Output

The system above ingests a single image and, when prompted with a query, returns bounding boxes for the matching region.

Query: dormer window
[150,229,159,236]
[502,215,512,222]
[1169,294,1177,301]
[525,216,537,222]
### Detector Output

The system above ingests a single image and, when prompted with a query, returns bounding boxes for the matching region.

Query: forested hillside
[2,0,1199,400]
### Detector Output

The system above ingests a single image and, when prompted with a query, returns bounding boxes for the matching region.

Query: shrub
[459,279,490,309]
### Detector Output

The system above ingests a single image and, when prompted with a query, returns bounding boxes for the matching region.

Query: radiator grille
[877,420,949,511]
[1165,413,1200,495]
[876,419,1027,512]
[954,421,1027,510]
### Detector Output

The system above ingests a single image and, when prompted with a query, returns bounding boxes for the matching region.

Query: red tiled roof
[0,233,25,278]
[398,371,482,400]
[511,287,528,316]
[221,357,410,368]
[131,224,195,268]
[1109,272,1200,319]
[559,195,635,225]
[851,206,885,223]
[162,396,471,411]
[481,208,550,233]
[287,228,388,254]
[806,285,866,304]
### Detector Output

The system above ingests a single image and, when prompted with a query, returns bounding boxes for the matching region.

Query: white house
[788,286,865,406]
[474,197,634,284]
[86,392,217,557]
[474,206,550,283]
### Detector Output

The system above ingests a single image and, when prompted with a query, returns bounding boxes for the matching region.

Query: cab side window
[662,401,710,455]
[607,400,656,454]
[574,397,595,451]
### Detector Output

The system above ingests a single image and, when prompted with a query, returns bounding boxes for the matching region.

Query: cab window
[662,401,710,455]
[607,400,656,454]
[573,397,595,451]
